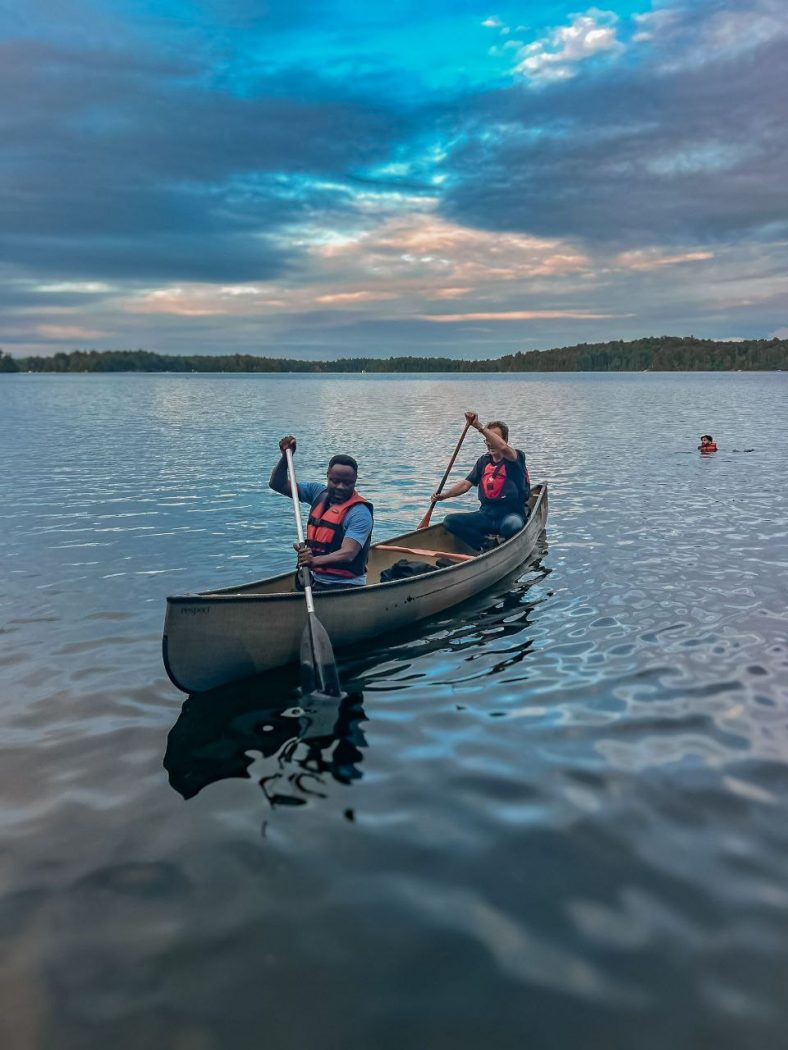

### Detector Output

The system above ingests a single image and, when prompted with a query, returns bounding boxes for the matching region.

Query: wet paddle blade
[299,612,342,699]
[416,507,433,530]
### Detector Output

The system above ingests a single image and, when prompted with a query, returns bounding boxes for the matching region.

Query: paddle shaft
[418,420,473,529]
[284,447,343,697]
[284,447,314,613]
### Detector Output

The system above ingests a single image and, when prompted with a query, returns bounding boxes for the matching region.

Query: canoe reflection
[164,673,367,808]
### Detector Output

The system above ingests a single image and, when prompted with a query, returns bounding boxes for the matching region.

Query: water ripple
[1,372,788,1049]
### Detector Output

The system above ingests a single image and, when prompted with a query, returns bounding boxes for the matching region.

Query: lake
[1,371,787,1050]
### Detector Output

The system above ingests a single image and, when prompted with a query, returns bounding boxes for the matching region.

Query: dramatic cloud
[442,1,788,253]
[2,0,787,357]
[0,34,412,285]
[112,212,591,321]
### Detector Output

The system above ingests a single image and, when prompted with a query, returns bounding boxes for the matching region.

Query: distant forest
[1,335,787,374]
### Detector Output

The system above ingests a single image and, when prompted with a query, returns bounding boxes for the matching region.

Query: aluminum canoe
[163,483,548,693]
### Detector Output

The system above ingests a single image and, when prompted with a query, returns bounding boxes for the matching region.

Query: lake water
[1,372,787,1050]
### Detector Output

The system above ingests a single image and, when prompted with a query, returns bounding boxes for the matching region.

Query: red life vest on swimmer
[306,490,374,578]
[700,443,717,453]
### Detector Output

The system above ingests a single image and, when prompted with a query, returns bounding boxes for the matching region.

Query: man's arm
[296,536,363,571]
[431,479,473,503]
[295,505,372,571]
[432,449,482,503]
[269,435,296,495]
[465,411,517,461]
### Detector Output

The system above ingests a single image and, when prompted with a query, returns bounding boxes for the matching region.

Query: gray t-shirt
[297,482,373,586]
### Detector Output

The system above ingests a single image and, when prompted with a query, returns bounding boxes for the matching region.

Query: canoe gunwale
[166,483,548,606]
[163,483,548,692]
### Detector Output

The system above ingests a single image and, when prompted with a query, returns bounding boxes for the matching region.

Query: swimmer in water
[698,434,717,454]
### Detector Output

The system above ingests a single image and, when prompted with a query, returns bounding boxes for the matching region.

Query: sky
[1,0,786,359]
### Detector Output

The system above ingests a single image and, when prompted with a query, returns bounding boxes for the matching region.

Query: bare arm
[432,478,473,503]
[466,412,517,461]
[296,537,362,570]
[269,435,296,495]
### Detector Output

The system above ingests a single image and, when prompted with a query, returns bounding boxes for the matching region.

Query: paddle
[417,420,472,530]
[284,447,343,699]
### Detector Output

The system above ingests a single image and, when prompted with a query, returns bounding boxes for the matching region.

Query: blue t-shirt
[297,482,373,586]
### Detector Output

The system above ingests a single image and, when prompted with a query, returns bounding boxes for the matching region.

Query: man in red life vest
[430,412,529,551]
[698,434,717,453]
[269,436,374,589]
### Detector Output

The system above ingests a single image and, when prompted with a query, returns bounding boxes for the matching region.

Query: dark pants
[443,508,525,550]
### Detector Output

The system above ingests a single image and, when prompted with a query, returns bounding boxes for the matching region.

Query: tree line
[1,336,787,374]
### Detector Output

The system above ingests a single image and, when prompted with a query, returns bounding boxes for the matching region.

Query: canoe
[163,483,549,693]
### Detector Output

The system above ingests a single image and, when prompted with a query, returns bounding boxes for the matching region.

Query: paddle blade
[416,507,434,530]
[299,612,342,699]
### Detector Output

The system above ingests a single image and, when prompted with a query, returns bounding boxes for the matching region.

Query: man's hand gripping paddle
[285,447,343,699]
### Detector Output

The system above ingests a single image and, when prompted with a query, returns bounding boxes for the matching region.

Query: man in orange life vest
[269,436,374,589]
[430,412,529,550]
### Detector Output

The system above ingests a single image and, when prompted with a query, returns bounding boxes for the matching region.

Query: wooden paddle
[285,448,342,698]
[417,421,472,530]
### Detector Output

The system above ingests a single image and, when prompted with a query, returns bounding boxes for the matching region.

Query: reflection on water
[164,551,549,825]
[343,546,551,691]
[2,372,788,1050]
[165,676,367,815]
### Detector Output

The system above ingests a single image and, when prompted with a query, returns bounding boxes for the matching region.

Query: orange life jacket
[699,443,717,453]
[306,490,373,578]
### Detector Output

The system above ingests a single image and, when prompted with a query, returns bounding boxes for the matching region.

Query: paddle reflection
[164,673,367,810]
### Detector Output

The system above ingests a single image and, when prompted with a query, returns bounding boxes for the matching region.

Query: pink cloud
[616,249,714,272]
[316,290,398,304]
[422,309,617,322]
[36,324,106,339]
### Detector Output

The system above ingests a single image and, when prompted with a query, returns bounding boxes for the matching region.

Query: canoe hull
[163,485,548,693]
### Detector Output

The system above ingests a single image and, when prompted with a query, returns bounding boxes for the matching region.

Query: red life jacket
[699,443,717,453]
[482,460,508,500]
[479,452,528,506]
[306,490,373,579]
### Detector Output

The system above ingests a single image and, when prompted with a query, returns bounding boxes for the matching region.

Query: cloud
[443,1,788,248]
[4,0,788,358]
[422,309,617,322]
[615,249,714,272]
[631,8,679,44]
[35,324,106,340]
[513,10,622,83]
[314,214,590,283]
[0,33,413,285]
[646,0,788,71]
[0,229,293,283]
[113,212,590,321]
[316,290,399,304]
[433,287,472,299]
[33,281,114,293]
[124,287,229,317]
